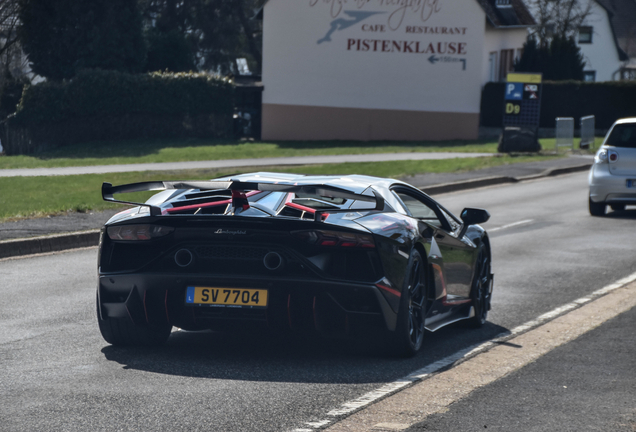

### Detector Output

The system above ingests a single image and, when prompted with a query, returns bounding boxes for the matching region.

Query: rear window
[606,124,636,148]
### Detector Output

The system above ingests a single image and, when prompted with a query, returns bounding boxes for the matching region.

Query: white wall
[262,0,487,114]
[577,1,622,81]
[482,26,528,84]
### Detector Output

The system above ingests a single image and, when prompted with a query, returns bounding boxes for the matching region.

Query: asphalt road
[1,171,635,432]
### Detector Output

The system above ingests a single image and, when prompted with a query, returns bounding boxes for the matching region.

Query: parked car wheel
[589,197,606,216]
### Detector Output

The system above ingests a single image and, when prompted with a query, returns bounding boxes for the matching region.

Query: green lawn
[0,154,563,221]
[0,138,503,170]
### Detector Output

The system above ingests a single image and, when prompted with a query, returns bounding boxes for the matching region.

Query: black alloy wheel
[468,247,491,328]
[589,197,606,216]
[393,250,427,357]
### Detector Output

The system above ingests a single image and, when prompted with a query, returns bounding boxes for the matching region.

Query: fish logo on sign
[317,11,385,44]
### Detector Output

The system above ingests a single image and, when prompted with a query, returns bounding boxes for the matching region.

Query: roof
[475,0,536,27]
[594,0,636,58]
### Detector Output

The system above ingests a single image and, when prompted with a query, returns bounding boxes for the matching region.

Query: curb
[420,162,591,195]
[0,230,100,259]
[1,163,592,259]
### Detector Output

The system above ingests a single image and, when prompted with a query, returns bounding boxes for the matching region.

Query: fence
[580,115,595,149]
[555,117,574,151]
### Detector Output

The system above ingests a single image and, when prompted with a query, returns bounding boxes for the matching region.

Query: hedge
[3,69,234,154]
[481,81,636,130]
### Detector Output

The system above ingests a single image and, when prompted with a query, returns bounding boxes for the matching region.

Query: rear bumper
[97,272,398,334]
[589,165,636,204]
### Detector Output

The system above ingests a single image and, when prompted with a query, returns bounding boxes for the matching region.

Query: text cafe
[260,0,535,141]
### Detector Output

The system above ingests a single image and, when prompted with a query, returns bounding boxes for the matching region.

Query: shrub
[3,69,234,154]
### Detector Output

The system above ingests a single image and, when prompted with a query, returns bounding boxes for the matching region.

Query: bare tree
[526,0,594,46]
[0,0,23,80]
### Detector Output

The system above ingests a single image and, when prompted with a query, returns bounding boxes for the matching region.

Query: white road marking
[488,219,534,232]
[292,270,636,431]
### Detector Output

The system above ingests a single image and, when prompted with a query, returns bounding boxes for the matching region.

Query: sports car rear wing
[102,180,385,219]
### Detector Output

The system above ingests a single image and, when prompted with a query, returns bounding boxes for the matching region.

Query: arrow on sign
[428,55,439,64]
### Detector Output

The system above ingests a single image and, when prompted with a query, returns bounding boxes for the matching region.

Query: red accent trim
[165,198,230,213]
[231,190,250,210]
[443,299,472,306]
[285,201,316,213]
[376,283,401,298]
[165,191,260,214]
[432,263,471,306]
[312,296,318,331]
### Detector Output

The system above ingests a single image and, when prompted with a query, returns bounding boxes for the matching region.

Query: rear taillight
[292,230,375,248]
[609,151,619,162]
[107,224,174,241]
[596,149,619,164]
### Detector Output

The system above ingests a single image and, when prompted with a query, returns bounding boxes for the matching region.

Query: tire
[467,247,491,329]
[391,250,427,357]
[610,204,625,212]
[97,295,172,347]
[589,197,606,216]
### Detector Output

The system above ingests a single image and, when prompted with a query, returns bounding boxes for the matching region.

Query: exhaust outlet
[174,249,193,267]
[263,251,284,271]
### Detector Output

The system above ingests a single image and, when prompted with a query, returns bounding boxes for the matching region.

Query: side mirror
[460,208,490,226]
[458,208,490,238]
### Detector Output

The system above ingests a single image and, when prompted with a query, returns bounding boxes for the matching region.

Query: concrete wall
[261,0,488,140]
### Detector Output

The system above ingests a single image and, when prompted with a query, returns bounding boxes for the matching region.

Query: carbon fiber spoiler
[101,180,385,218]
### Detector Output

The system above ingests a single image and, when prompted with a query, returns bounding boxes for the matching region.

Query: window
[606,124,636,148]
[392,190,448,230]
[579,27,593,44]
[488,52,497,82]
[499,49,514,82]
[583,71,596,82]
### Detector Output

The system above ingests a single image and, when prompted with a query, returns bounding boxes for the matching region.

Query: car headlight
[107,224,174,241]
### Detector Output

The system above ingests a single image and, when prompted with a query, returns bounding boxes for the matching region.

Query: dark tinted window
[606,124,636,148]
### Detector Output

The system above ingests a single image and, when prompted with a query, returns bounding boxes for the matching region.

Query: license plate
[185,286,268,307]
[628,180,636,188]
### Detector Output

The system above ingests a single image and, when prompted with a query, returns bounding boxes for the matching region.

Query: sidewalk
[405,298,636,432]
[0,154,593,257]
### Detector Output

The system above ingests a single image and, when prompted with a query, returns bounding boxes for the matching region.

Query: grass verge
[0,138,501,170]
[0,154,564,220]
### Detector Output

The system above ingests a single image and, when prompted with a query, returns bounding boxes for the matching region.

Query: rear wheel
[589,197,606,216]
[467,247,491,328]
[392,250,427,357]
[610,204,625,212]
[97,296,172,346]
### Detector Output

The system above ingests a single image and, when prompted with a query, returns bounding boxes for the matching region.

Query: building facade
[261,0,534,141]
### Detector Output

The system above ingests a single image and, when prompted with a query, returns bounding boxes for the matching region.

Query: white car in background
[589,118,636,216]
